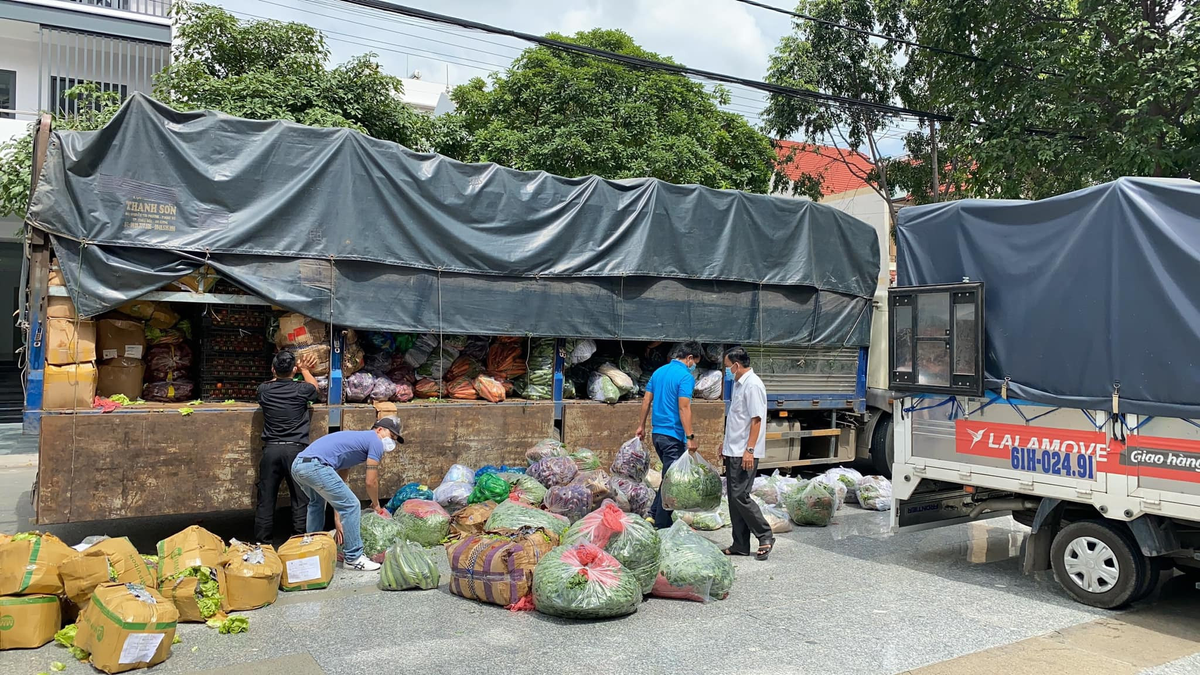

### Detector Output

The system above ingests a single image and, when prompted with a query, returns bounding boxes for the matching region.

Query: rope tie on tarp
[1002,397,1061,425]
[901,396,960,417]
[1118,414,1154,433]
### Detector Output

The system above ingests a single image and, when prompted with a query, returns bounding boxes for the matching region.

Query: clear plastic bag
[442,464,476,485]
[857,476,893,511]
[404,334,438,369]
[469,473,511,505]
[652,520,735,603]
[532,543,643,619]
[433,481,473,514]
[610,436,650,482]
[526,438,568,465]
[811,474,848,511]
[672,497,727,531]
[784,481,836,527]
[343,371,375,402]
[750,494,793,534]
[484,499,569,537]
[661,450,722,512]
[693,369,724,400]
[543,484,593,523]
[596,363,635,396]
[528,456,578,488]
[588,371,620,403]
[608,476,653,517]
[824,467,864,504]
[505,474,548,506]
[561,500,661,595]
[570,469,613,505]
[379,540,440,591]
[751,470,798,505]
[570,448,601,471]
[385,482,434,513]
[392,499,450,547]
[566,339,597,365]
[359,510,402,561]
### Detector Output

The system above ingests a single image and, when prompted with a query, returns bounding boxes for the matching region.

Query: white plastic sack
[857,476,893,511]
[811,474,848,511]
[567,339,597,365]
[596,363,635,396]
[694,369,723,400]
[442,464,475,485]
[750,494,793,534]
[824,467,864,504]
[433,481,473,513]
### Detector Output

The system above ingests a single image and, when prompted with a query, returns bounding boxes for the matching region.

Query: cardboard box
[0,533,75,595]
[220,542,282,611]
[97,319,146,362]
[47,296,76,319]
[0,594,62,650]
[275,313,326,349]
[48,267,64,287]
[61,538,156,607]
[97,359,146,400]
[155,526,227,623]
[162,265,218,294]
[46,318,96,365]
[116,300,178,330]
[76,583,177,674]
[277,533,336,591]
[43,363,97,410]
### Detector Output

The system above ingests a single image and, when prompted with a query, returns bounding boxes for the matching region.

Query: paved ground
[1,459,1198,675]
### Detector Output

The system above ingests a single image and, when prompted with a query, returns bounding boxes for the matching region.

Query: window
[0,71,14,120]
[49,76,128,116]
[889,282,984,396]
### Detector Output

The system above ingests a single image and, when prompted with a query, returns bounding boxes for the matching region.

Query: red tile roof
[775,140,874,197]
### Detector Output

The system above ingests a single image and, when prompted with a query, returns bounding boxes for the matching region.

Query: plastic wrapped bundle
[469,473,511,505]
[359,510,402,562]
[449,501,497,539]
[562,500,662,594]
[142,380,194,402]
[385,482,434,513]
[392,499,451,547]
[342,342,365,376]
[343,371,375,402]
[379,540,440,590]
[514,374,552,400]
[825,467,865,504]
[811,474,848,510]
[473,374,506,402]
[784,481,836,526]
[611,436,650,481]
[393,382,414,402]
[475,465,501,479]
[652,520,735,603]
[526,438,568,464]
[414,378,441,399]
[617,355,643,391]
[528,456,578,488]
[441,464,475,485]
[857,476,893,511]
[484,499,569,538]
[445,356,484,382]
[693,369,724,400]
[445,376,478,400]
[368,373,397,403]
[404,334,438,369]
[364,350,393,374]
[751,471,797,506]
[750,494,793,534]
[433,481,473,514]
[146,343,193,381]
[505,474,548,506]
[661,451,722,512]
[672,498,728,531]
[570,469,613,506]
[486,341,526,381]
[562,378,577,399]
[532,543,643,619]
[565,338,597,365]
[418,353,456,380]
[596,363,635,396]
[609,476,654,517]
[588,372,620,404]
[543,484,593,523]
[570,448,601,471]
[387,361,416,385]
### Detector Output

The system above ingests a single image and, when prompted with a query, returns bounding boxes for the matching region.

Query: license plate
[1010,447,1096,480]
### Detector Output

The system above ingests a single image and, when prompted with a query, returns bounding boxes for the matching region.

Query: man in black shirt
[255,349,321,545]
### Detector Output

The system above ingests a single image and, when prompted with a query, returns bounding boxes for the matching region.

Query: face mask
[725,367,734,379]
[382,438,397,453]
[688,362,698,375]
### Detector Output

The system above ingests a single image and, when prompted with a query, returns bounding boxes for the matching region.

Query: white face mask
[382,438,397,453]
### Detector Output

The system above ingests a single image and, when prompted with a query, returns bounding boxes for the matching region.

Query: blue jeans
[651,433,687,529]
[290,457,364,562]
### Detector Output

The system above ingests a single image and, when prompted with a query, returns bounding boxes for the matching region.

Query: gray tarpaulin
[29,94,880,346]
[896,177,1200,417]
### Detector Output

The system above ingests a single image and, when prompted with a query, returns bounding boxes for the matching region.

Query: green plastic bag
[379,540,440,590]
[468,472,511,504]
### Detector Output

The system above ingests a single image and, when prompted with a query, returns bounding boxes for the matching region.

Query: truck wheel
[869,413,893,477]
[1132,555,1163,603]
[1050,520,1148,609]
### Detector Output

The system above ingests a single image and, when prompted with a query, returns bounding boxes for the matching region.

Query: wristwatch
[686,434,695,440]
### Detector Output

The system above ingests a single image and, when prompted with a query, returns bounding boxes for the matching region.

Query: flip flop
[756,543,774,561]
[722,547,749,557]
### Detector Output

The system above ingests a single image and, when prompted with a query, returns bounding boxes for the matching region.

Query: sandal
[755,543,774,561]
[722,547,749,557]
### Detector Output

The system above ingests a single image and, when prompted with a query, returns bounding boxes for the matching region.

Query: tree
[0,1,442,218]
[444,29,777,192]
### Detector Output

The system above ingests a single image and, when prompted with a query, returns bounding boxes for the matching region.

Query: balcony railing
[65,0,171,19]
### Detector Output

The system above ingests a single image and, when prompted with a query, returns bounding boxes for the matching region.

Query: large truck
[886,177,1200,608]
[18,95,895,525]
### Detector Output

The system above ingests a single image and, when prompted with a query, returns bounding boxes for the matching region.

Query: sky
[214,0,917,157]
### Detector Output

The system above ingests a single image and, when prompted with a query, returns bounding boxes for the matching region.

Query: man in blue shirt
[636,341,702,528]
[291,417,403,571]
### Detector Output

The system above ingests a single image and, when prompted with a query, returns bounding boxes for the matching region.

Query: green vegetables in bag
[469,472,511,505]
[562,500,661,594]
[784,480,836,526]
[379,540,440,590]
[392,499,451,547]
[484,500,569,537]
[359,511,403,559]
[532,543,642,619]
[661,451,722,512]
[652,520,735,603]
[570,448,601,471]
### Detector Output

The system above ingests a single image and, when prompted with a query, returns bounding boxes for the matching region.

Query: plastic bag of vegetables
[484,499,569,538]
[811,474,848,510]
[784,481,836,526]
[824,467,864,504]
[693,369,724,400]
[343,371,375,402]
[404,334,437,369]
[652,520,735,603]
[751,470,798,506]
[750,494,793,534]
[570,469,613,506]
[469,472,511,505]
[526,438,568,464]
[443,464,476,485]
[473,374,506,403]
[617,355,643,390]
[672,498,727,530]
[445,376,479,400]
[505,474,548,506]
[385,482,434,513]
[563,500,661,594]
[857,476,893,511]
[532,543,642,619]
[661,450,722,512]
[528,456,578,488]
[596,363,635,396]
[611,436,650,481]
[359,510,402,561]
[378,540,440,590]
[445,356,484,382]
[433,481,473,513]
[414,378,441,399]
[367,373,397,403]
[392,499,451,547]
[570,448,601,471]
[588,371,621,403]
[543,484,593,523]
[565,338,597,365]
[609,476,654,517]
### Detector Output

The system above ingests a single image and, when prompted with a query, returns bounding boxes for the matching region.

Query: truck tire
[1050,520,1148,609]
[1132,555,1163,603]
[869,413,893,478]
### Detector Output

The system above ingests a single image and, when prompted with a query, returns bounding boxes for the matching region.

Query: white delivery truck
[886,177,1200,609]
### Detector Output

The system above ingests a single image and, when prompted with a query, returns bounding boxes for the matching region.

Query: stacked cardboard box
[43,290,97,409]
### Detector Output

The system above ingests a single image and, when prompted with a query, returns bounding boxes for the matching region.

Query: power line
[299,0,527,54]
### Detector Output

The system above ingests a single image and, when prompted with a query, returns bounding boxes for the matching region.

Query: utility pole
[930,118,940,202]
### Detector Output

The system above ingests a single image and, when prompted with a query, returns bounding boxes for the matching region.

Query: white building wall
[0,19,42,115]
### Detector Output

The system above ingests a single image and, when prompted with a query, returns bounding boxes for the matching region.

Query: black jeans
[651,433,687,529]
[254,442,309,544]
[724,455,773,554]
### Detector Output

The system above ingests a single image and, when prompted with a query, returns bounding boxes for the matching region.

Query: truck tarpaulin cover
[896,177,1200,417]
[29,95,879,346]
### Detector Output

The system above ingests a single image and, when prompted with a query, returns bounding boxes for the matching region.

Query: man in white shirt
[722,347,774,560]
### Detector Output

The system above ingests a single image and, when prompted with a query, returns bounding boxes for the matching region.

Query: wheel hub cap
[1063,536,1120,594]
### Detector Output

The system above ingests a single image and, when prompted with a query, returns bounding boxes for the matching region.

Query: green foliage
[445,28,775,192]
[217,615,249,634]
[172,566,223,619]
[54,624,89,661]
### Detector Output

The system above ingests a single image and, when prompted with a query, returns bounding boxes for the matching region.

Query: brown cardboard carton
[275,313,326,349]
[43,363,97,410]
[220,542,282,610]
[61,538,156,607]
[0,594,61,650]
[0,533,75,595]
[76,583,177,674]
[155,526,226,623]
[97,319,147,362]
[48,267,64,287]
[277,533,336,591]
[47,296,76,319]
[97,359,146,400]
[116,300,178,330]
[46,318,96,365]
